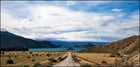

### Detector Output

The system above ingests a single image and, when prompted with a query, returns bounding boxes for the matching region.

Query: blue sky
[1,1,139,42]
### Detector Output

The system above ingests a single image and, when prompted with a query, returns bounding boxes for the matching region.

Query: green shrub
[7,59,14,64]
[81,64,92,67]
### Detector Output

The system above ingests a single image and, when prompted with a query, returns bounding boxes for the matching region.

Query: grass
[0,51,66,67]
[74,53,122,66]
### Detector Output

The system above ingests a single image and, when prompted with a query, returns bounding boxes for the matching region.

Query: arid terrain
[0,51,67,67]
[78,35,140,67]
[0,35,139,67]
[74,53,121,66]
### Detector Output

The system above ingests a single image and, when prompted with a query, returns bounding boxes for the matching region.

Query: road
[53,52,80,67]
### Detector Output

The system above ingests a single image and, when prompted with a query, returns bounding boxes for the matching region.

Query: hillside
[80,35,139,55]
[80,35,140,66]
[0,31,58,48]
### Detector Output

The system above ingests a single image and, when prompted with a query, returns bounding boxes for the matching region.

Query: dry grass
[74,53,122,65]
[0,51,66,67]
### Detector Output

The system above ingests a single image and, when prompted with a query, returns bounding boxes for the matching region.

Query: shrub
[35,54,38,56]
[32,55,35,57]
[48,58,57,62]
[27,56,30,58]
[30,52,32,54]
[102,60,107,64]
[110,54,115,57]
[46,53,52,57]
[81,64,92,67]
[32,59,35,62]
[1,52,4,54]
[7,59,14,64]
[15,56,17,58]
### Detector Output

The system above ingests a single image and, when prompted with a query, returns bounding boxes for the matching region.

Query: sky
[1,1,139,42]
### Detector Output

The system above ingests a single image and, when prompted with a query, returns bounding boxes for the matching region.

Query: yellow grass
[74,53,122,65]
[0,51,66,66]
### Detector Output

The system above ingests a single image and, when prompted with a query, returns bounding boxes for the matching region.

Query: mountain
[80,35,139,54]
[72,43,95,48]
[51,41,108,46]
[60,43,95,48]
[80,35,140,66]
[0,31,58,48]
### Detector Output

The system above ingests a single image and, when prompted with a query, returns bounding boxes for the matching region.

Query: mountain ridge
[80,35,139,54]
[0,31,58,48]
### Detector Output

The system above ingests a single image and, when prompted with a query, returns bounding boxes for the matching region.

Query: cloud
[1,1,139,42]
[112,8,122,12]
[67,1,75,6]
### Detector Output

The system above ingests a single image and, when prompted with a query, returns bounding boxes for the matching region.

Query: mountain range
[0,31,59,48]
[1,30,108,48]
[51,41,108,46]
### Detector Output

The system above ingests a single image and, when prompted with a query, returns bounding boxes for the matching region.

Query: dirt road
[53,52,80,67]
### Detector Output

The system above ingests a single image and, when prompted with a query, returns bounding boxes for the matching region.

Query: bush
[15,56,17,58]
[46,53,52,57]
[1,52,4,54]
[102,60,107,64]
[35,54,38,56]
[30,52,32,54]
[48,58,57,62]
[32,55,35,57]
[27,56,30,58]
[81,64,92,67]
[32,59,35,62]
[7,59,14,64]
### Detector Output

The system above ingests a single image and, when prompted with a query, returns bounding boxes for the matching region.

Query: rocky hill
[80,35,139,55]
[80,35,140,66]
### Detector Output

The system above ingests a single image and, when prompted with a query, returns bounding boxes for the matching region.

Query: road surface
[53,52,80,67]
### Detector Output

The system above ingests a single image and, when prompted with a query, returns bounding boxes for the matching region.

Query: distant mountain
[0,31,58,48]
[72,43,95,48]
[51,41,108,46]
[80,35,139,55]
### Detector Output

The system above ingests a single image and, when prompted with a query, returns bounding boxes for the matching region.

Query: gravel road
[53,52,80,67]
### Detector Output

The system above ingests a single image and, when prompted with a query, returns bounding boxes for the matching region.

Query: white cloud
[112,8,122,12]
[1,4,139,42]
[67,1,75,6]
